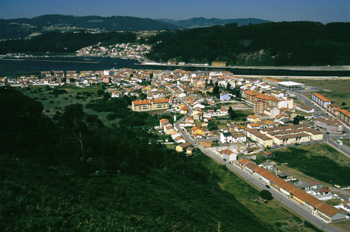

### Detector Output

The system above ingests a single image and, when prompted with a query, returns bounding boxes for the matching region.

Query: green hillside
[147,21,350,66]
[0,87,273,231]
[0,15,181,39]
[0,31,136,54]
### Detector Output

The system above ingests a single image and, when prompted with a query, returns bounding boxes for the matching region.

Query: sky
[0,0,349,23]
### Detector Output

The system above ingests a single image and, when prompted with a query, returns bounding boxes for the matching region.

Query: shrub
[259,190,273,200]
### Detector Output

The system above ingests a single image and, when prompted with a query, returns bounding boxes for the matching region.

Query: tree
[140,93,147,100]
[293,115,304,125]
[207,120,218,131]
[259,190,273,200]
[56,104,102,161]
[228,107,236,120]
[212,82,220,97]
[97,89,105,96]
[341,102,347,107]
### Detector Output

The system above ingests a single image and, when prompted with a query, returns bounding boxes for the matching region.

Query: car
[265,185,270,189]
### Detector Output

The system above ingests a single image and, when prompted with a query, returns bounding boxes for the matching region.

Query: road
[169,86,346,231]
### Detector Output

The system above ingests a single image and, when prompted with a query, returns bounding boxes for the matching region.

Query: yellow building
[132,98,169,111]
[246,128,273,147]
[191,126,204,135]
[211,61,227,67]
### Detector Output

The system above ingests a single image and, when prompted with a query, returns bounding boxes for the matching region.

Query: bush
[259,190,273,200]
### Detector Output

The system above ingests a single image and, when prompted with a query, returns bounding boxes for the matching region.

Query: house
[199,140,212,147]
[186,146,195,155]
[174,136,186,144]
[176,142,192,152]
[219,149,237,162]
[164,125,174,135]
[263,151,274,159]
[220,91,230,101]
[247,123,261,130]
[191,126,204,135]
[160,119,170,129]
[247,115,261,123]
[220,131,246,144]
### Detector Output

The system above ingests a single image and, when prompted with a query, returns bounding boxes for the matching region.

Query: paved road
[170,87,346,231]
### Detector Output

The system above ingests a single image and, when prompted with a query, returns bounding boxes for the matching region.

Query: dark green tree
[259,190,273,200]
[228,107,236,120]
[207,120,218,131]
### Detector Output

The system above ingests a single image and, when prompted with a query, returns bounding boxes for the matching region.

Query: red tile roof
[312,93,331,103]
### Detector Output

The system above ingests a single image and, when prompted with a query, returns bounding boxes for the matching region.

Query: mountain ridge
[157,17,271,28]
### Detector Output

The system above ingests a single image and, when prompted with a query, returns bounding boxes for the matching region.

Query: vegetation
[1,87,278,231]
[294,79,350,110]
[0,31,136,54]
[194,153,319,231]
[147,22,350,66]
[269,146,350,186]
[260,190,273,201]
[0,15,180,39]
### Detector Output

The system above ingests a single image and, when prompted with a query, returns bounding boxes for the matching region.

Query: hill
[0,15,181,39]
[158,17,271,28]
[146,21,350,66]
[0,87,274,231]
[0,31,136,54]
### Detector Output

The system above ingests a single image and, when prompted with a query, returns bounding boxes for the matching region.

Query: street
[171,89,346,232]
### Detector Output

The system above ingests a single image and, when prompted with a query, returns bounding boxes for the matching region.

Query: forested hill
[157,17,271,28]
[0,15,181,39]
[146,21,350,66]
[0,31,136,54]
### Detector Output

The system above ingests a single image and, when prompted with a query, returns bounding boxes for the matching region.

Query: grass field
[193,153,321,231]
[257,144,350,186]
[292,79,350,110]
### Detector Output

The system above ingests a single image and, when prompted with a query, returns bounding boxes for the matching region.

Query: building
[277,81,305,90]
[242,90,261,103]
[236,159,347,223]
[159,118,170,128]
[314,117,343,134]
[327,104,340,117]
[259,124,323,146]
[296,104,314,113]
[132,98,169,111]
[338,109,350,127]
[220,132,246,144]
[263,77,280,86]
[211,61,226,67]
[246,128,273,147]
[312,93,331,109]
[176,142,192,152]
[219,149,237,162]
[220,91,230,101]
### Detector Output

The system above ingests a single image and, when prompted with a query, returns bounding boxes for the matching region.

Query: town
[2,67,350,227]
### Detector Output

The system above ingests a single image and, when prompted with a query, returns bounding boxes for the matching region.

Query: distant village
[2,67,350,222]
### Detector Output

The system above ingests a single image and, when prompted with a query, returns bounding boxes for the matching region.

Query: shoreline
[138,62,350,72]
[235,75,350,80]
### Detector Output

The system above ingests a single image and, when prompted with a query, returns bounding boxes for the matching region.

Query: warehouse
[277,81,305,90]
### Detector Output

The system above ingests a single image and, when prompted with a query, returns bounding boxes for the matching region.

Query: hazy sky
[1,0,349,23]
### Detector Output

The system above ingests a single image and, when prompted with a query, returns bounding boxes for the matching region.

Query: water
[1,56,350,77]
